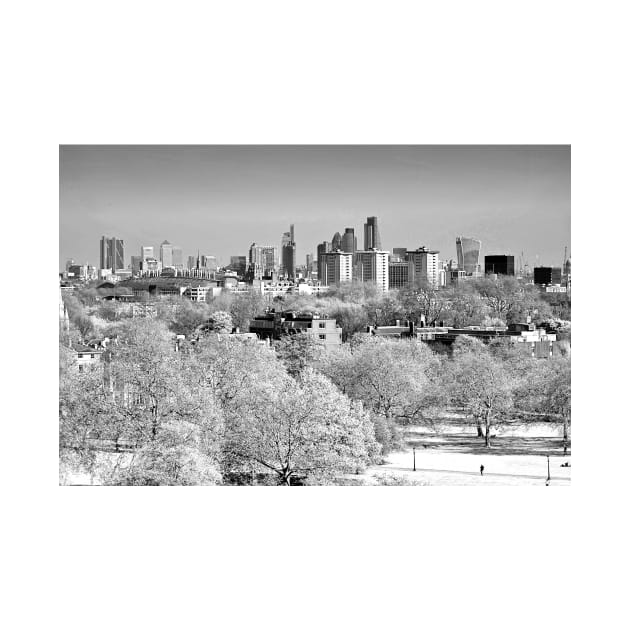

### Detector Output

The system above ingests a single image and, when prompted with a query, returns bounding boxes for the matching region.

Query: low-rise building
[249,310,342,348]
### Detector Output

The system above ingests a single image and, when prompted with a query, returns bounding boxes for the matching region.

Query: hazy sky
[59,145,570,271]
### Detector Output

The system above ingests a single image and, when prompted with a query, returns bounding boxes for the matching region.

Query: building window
[319,334,326,340]
[78,353,84,358]
[319,322,326,328]
[90,354,96,359]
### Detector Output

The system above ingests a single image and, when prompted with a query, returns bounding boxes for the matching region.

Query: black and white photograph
[59,145,570,486]
[7,1,628,628]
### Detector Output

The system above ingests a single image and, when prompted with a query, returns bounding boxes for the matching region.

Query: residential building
[363,216,382,250]
[249,310,342,349]
[131,256,143,276]
[388,261,409,289]
[100,236,124,271]
[321,251,353,286]
[355,250,389,292]
[407,246,439,287]
[455,236,482,274]
[485,255,515,276]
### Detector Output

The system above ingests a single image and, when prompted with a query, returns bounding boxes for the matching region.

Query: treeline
[63,275,570,344]
[59,315,570,485]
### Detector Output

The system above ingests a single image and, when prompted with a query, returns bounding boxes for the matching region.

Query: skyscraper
[331,232,342,251]
[160,240,173,268]
[249,243,278,279]
[455,236,482,274]
[317,241,331,283]
[363,216,382,250]
[172,246,184,270]
[341,228,357,254]
[281,224,296,279]
[100,236,124,271]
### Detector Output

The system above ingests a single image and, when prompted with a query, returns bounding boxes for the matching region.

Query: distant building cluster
[61,216,571,316]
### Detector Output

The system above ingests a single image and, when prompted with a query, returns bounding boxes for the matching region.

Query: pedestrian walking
[480,464,484,476]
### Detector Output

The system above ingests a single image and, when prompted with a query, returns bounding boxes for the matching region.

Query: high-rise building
[160,240,174,268]
[355,250,390,292]
[341,228,357,254]
[407,246,439,287]
[321,251,353,286]
[485,255,515,276]
[317,241,331,284]
[249,243,278,279]
[229,255,247,276]
[331,232,342,251]
[534,266,562,285]
[455,236,482,274]
[201,255,218,271]
[281,224,297,279]
[187,255,198,270]
[363,216,382,250]
[100,236,124,271]
[172,246,184,270]
[141,245,154,260]
[389,261,409,289]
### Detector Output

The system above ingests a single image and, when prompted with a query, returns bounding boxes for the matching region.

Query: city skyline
[59,146,570,271]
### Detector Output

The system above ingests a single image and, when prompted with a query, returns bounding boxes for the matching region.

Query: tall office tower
[172,246,184,269]
[317,241,331,283]
[201,255,218,271]
[389,261,409,289]
[321,251,353,286]
[355,250,390,292]
[281,224,296,279]
[65,259,75,273]
[407,246,440,287]
[363,216,382,250]
[484,255,515,276]
[100,236,125,271]
[249,243,278,279]
[331,232,342,251]
[141,245,154,260]
[187,255,197,270]
[160,240,174,268]
[455,236,482,274]
[341,228,357,254]
[230,255,247,276]
[534,266,562,285]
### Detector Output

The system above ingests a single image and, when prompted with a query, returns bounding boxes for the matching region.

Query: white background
[2,1,628,628]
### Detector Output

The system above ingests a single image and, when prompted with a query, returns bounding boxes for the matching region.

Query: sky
[59,145,570,271]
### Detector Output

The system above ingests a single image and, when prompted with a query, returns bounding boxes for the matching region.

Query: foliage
[222,368,380,485]
[273,331,325,377]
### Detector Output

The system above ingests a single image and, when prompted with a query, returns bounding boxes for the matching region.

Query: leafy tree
[448,338,515,446]
[273,331,324,378]
[223,368,379,485]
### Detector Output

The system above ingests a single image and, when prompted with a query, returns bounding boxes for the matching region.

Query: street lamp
[547,455,551,482]
[413,447,416,472]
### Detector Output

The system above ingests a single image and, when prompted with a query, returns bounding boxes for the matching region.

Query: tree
[522,356,571,453]
[223,368,379,485]
[398,280,449,326]
[448,338,516,447]
[321,337,439,454]
[273,331,324,378]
